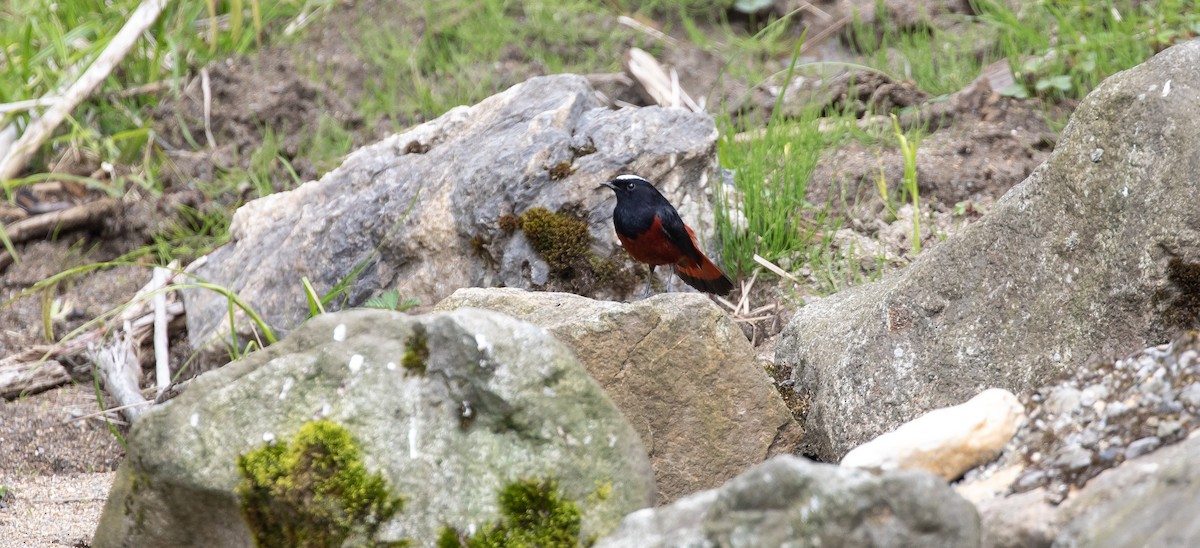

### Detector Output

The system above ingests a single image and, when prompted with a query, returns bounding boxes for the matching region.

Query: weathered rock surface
[842,388,1024,480]
[595,455,981,548]
[184,74,721,354]
[434,288,801,504]
[778,41,1200,461]
[93,309,654,547]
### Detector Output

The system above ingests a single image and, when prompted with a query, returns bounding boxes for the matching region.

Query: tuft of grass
[351,0,641,130]
[127,205,231,265]
[844,0,996,97]
[891,114,921,255]
[715,38,826,277]
[975,0,1200,100]
[299,113,356,178]
[0,0,313,190]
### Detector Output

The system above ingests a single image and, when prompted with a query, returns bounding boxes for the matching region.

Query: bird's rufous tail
[674,253,733,296]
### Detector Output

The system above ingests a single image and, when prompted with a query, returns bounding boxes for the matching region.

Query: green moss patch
[437,478,583,548]
[402,325,430,375]
[236,420,407,547]
[520,207,590,271]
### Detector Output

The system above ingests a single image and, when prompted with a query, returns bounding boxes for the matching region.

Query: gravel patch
[0,384,125,477]
[0,472,113,547]
[972,330,1200,504]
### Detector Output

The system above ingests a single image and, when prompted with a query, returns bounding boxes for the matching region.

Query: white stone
[841,388,1025,480]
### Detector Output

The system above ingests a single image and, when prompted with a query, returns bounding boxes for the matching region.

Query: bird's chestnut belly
[616,232,684,266]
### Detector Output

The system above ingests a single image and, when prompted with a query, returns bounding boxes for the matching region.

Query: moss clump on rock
[437,478,583,548]
[517,206,639,296]
[236,420,407,548]
[520,207,591,271]
[546,161,577,181]
[402,325,429,375]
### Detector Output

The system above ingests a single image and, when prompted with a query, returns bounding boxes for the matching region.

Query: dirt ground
[0,1,1068,544]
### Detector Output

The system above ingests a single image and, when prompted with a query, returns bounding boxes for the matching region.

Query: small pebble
[1058,444,1093,471]
[1014,470,1048,492]
[1046,483,1069,505]
[983,332,1200,500]
[1124,437,1161,460]
[1046,387,1082,415]
[1080,384,1108,407]
[1179,350,1197,370]
[1156,420,1181,439]
[1179,383,1200,409]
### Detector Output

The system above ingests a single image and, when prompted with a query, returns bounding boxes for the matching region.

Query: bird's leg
[642,265,655,298]
[665,267,676,293]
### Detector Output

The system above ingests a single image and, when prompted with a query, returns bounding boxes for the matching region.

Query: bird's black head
[599,174,666,204]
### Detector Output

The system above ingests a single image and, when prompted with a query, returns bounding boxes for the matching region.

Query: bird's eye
[627,182,635,190]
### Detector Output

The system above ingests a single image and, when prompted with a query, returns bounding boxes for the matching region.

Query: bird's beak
[597,181,616,191]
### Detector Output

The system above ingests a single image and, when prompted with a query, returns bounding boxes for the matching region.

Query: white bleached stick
[0,0,172,182]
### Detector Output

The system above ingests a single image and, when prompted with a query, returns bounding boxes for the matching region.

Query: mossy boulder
[93,309,654,547]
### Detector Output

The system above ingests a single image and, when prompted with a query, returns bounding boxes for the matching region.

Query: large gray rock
[778,41,1200,461]
[93,309,654,547]
[595,455,980,548]
[184,74,720,354]
[435,288,802,503]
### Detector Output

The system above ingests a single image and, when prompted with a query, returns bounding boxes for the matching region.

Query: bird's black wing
[656,204,705,265]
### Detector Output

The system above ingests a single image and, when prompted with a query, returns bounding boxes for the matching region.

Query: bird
[599,174,734,296]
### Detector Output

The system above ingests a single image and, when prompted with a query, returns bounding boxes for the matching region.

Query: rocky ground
[984,331,1200,504]
[0,0,1171,545]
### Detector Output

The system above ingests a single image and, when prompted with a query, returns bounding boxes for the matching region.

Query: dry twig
[0,353,70,399]
[623,48,702,112]
[201,67,216,149]
[0,264,188,423]
[616,15,680,47]
[151,266,173,396]
[0,198,120,271]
